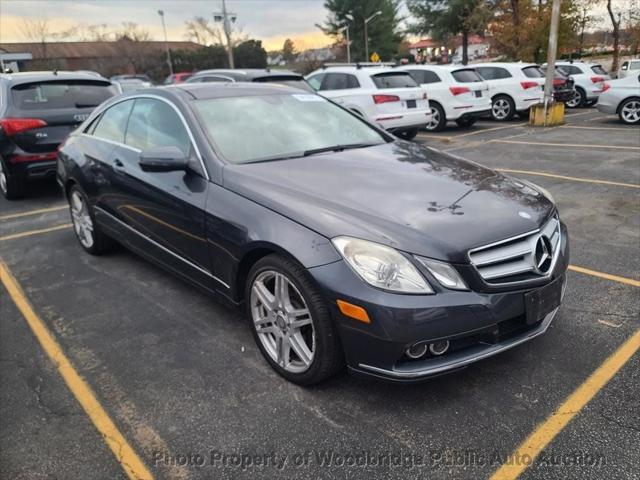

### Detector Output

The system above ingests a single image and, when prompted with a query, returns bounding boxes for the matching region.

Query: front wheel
[618,98,640,125]
[455,117,477,128]
[395,128,418,141]
[246,254,344,385]
[0,159,24,200]
[68,185,115,255]
[491,95,515,121]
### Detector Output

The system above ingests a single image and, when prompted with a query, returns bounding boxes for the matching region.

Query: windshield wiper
[302,143,380,157]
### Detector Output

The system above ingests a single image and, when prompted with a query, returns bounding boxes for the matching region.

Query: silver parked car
[596,74,640,125]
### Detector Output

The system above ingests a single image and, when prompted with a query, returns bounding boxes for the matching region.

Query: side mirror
[139,146,188,172]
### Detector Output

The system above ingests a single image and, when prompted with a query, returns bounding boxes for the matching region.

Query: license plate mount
[474,90,482,98]
[524,277,563,325]
[406,99,417,108]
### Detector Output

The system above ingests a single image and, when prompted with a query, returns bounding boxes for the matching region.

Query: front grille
[469,215,561,285]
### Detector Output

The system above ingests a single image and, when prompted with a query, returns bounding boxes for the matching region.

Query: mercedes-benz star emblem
[534,235,553,274]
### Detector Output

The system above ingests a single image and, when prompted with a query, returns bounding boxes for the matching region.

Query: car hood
[222,141,555,263]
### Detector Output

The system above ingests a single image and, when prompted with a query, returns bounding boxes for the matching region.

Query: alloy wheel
[492,99,510,120]
[426,107,441,131]
[70,190,95,248]
[621,100,640,123]
[0,162,6,195]
[566,90,582,108]
[250,270,315,373]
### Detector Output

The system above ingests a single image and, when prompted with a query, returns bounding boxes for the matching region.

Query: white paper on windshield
[291,94,327,102]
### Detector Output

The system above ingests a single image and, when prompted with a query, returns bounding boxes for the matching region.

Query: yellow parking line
[496,169,639,189]
[0,223,72,242]
[568,265,640,287]
[488,139,640,150]
[560,125,633,132]
[454,123,528,138]
[0,259,153,480]
[0,205,67,221]
[490,329,640,480]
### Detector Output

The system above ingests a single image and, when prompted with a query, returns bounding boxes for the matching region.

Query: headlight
[332,236,433,294]
[415,257,468,291]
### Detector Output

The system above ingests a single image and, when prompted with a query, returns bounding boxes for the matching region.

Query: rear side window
[371,72,418,89]
[477,67,512,80]
[92,100,134,144]
[11,80,117,110]
[321,73,360,90]
[522,66,544,78]
[451,69,484,83]
[408,70,441,84]
[560,65,582,75]
[125,98,191,156]
[591,65,607,75]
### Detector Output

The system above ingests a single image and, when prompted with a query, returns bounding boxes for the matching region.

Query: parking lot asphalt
[1,108,638,480]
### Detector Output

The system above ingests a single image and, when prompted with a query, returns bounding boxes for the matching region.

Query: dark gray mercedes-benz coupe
[56,82,569,384]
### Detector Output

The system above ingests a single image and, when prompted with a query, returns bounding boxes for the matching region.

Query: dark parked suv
[0,71,118,199]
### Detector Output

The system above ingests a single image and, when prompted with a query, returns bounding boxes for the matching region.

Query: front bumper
[308,222,569,383]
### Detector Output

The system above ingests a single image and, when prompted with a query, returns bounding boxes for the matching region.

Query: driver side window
[125,98,191,156]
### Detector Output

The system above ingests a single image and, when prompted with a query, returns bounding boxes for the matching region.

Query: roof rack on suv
[322,62,396,69]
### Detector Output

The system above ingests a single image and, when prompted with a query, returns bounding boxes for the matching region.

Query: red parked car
[163,72,193,85]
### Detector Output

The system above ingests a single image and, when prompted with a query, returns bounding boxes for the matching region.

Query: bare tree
[606,0,621,72]
[184,16,224,45]
[20,18,51,60]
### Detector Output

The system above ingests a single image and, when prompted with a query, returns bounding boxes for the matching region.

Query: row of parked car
[0,61,638,199]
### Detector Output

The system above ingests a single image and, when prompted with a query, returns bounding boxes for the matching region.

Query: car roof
[556,61,601,66]
[193,69,303,79]
[310,66,398,75]
[399,64,478,72]
[0,71,112,86]
[168,81,307,100]
[472,62,539,68]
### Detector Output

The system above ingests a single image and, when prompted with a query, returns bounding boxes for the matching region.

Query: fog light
[428,340,450,356]
[405,343,428,359]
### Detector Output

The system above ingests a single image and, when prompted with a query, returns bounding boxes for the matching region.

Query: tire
[455,117,477,128]
[245,254,344,385]
[0,158,24,200]
[566,88,585,108]
[67,185,115,255]
[491,95,515,121]
[425,102,446,131]
[395,128,418,141]
[618,98,640,125]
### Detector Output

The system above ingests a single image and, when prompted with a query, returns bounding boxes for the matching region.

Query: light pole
[157,10,173,75]
[340,14,354,63]
[213,0,237,69]
[364,10,382,62]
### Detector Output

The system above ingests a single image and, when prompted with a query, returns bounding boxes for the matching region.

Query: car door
[101,97,213,289]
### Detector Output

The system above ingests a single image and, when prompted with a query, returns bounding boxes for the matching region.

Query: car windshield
[591,65,607,75]
[194,93,387,164]
[11,80,118,110]
[371,72,418,89]
[522,66,544,78]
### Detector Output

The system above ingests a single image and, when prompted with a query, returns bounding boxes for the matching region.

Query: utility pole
[543,0,562,110]
[158,10,173,75]
[214,0,236,68]
[364,11,382,62]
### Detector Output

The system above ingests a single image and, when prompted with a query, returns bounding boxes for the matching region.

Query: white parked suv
[554,61,610,107]
[618,59,640,79]
[306,65,430,140]
[397,65,491,131]
[473,63,545,121]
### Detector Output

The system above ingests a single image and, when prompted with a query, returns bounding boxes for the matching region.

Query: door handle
[112,158,126,172]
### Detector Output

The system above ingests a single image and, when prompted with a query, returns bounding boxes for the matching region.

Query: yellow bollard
[529,102,565,126]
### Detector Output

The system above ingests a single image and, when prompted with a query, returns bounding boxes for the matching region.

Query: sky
[0,0,623,52]
[0,0,336,51]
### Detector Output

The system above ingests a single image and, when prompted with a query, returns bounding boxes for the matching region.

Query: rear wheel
[455,117,477,128]
[425,103,446,131]
[68,185,115,255]
[491,95,515,121]
[395,128,418,140]
[619,98,640,124]
[246,254,344,385]
[566,88,585,108]
[0,159,24,200]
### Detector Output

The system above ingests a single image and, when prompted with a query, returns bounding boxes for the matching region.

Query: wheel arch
[616,96,640,114]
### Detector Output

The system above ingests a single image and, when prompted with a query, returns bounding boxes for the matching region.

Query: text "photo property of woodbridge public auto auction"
[0,1,638,479]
